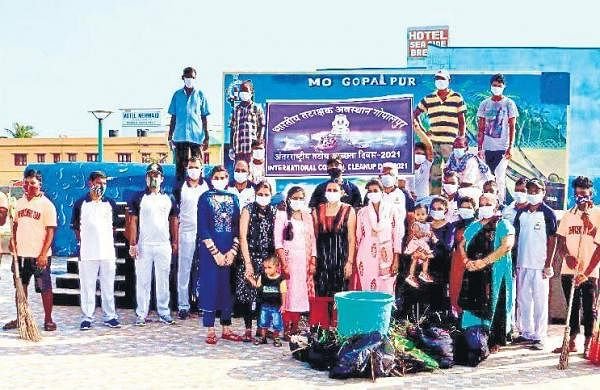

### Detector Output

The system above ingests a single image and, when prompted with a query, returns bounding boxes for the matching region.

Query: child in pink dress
[404,204,438,288]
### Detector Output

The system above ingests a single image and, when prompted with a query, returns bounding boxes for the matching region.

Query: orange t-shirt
[556,206,600,278]
[15,194,57,258]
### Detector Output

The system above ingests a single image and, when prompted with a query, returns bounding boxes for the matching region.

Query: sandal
[273,337,282,347]
[242,329,253,343]
[44,321,57,332]
[552,343,577,354]
[2,319,18,330]
[254,337,267,345]
[205,331,218,345]
[221,332,243,342]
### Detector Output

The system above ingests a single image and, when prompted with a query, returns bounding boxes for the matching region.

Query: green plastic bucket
[334,291,394,337]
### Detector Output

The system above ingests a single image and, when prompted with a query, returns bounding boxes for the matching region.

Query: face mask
[381,175,396,188]
[146,175,162,189]
[367,192,383,204]
[458,207,475,220]
[415,154,426,165]
[478,205,495,219]
[575,194,593,205]
[252,149,265,160]
[25,183,40,197]
[290,199,305,211]
[435,79,449,90]
[211,178,228,191]
[234,171,248,183]
[187,168,202,180]
[453,148,466,158]
[491,86,505,96]
[183,77,195,88]
[431,210,446,221]
[325,191,342,203]
[527,192,544,205]
[91,184,106,198]
[327,167,342,179]
[255,194,271,207]
[513,191,528,204]
[239,91,252,102]
[443,183,458,195]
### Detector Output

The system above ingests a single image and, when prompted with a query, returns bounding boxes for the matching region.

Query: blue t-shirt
[168,88,210,144]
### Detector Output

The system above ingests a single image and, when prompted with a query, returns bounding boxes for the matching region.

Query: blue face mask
[575,194,592,205]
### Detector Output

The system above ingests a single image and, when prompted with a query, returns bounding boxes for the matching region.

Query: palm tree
[4,122,37,138]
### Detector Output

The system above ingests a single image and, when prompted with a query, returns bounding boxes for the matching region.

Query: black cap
[526,178,545,190]
[146,163,163,174]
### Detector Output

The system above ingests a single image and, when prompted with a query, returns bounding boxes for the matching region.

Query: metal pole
[97,118,103,162]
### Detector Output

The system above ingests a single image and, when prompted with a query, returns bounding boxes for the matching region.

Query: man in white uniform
[128,163,179,326]
[72,171,120,330]
[174,157,208,320]
[513,178,557,350]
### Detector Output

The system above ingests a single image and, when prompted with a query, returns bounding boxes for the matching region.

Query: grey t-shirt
[477,97,518,151]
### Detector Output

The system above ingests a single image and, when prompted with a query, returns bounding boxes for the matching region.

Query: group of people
[0,69,598,359]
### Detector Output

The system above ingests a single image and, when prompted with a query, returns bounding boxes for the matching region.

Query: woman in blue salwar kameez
[196,165,243,344]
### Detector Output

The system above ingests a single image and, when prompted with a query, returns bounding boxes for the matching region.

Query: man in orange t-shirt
[552,176,600,358]
[2,169,57,332]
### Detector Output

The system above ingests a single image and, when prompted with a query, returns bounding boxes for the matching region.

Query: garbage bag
[454,326,489,367]
[306,328,340,371]
[406,322,455,369]
[329,332,396,380]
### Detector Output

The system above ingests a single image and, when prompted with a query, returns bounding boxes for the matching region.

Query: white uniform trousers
[516,267,549,341]
[177,230,196,311]
[135,243,172,318]
[79,259,117,322]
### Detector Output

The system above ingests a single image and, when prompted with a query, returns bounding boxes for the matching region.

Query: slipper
[205,332,218,345]
[44,321,57,332]
[2,319,17,330]
[552,344,577,354]
[221,332,243,342]
[242,330,253,343]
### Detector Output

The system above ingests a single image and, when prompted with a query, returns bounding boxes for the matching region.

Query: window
[158,153,168,163]
[53,153,61,163]
[117,153,132,163]
[36,153,45,163]
[141,153,152,163]
[67,153,77,162]
[86,153,98,162]
[14,154,27,166]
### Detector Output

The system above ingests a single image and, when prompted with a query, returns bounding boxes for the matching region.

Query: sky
[1,0,599,137]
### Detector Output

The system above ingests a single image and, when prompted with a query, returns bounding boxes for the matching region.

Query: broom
[7,188,42,342]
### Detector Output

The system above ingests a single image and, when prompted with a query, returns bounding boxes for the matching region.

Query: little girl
[404,204,437,287]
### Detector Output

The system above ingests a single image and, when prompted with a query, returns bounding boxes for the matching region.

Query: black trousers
[174,142,202,181]
[561,275,598,337]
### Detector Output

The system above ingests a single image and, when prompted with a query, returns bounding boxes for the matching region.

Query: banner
[121,108,162,128]
[266,96,413,177]
[407,25,449,66]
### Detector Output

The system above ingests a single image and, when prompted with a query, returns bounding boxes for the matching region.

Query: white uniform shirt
[414,160,432,200]
[73,196,116,261]
[129,191,177,246]
[228,183,255,209]
[178,181,208,233]
[517,210,550,269]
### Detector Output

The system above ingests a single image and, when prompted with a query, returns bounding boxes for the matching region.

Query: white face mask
[187,167,202,180]
[239,91,252,102]
[290,199,305,211]
[458,207,475,220]
[381,175,396,188]
[252,149,265,160]
[255,194,271,207]
[527,192,545,205]
[212,178,228,191]
[513,191,528,204]
[435,79,449,90]
[183,77,195,89]
[491,86,505,96]
[431,209,446,221]
[414,154,426,165]
[457,187,482,202]
[234,171,248,183]
[367,192,383,204]
[146,175,163,190]
[443,183,458,195]
[453,148,466,158]
[325,191,342,203]
[478,205,495,219]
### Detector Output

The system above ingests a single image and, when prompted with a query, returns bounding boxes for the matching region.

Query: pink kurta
[274,210,316,312]
[355,201,403,294]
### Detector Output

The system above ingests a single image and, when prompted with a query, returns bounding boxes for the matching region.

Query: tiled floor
[0,257,598,389]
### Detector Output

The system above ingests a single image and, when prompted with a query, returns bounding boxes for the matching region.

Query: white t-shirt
[461,157,491,188]
[178,181,208,232]
[446,198,459,224]
[228,184,255,209]
[414,160,432,200]
[502,201,518,225]
[129,192,177,246]
[74,197,116,261]
[517,210,550,269]
[249,162,265,184]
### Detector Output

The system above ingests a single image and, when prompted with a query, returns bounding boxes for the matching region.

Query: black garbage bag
[454,326,490,367]
[406,316,455,369]
[289,333,310,362]
[329,332,396,380]
[306,328,341,371]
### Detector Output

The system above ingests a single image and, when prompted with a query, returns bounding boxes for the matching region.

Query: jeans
[561,275,598,337]
[258,304,283,332]
[202,309,232,328]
